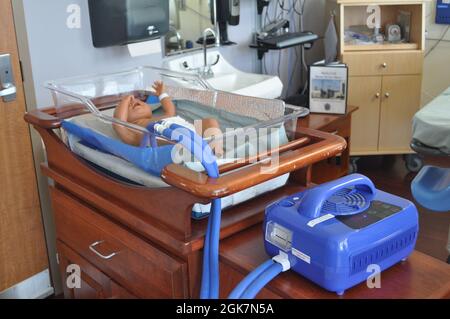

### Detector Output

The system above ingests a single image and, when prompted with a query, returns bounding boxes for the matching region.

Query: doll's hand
[115,95,135,120]
[120,95,135,109]
[152,81,166,97]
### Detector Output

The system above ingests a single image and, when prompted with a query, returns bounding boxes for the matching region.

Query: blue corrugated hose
[240,262,284,299]
[208,198,222,299]
[148,122,221,299]
[228,259,275,299]
[200,215,212,298]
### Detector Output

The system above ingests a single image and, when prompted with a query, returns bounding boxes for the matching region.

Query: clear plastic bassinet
[44,66,310,218]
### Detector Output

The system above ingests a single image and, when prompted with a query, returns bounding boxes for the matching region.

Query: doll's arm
[113,96,144,146]
[153,81,176,117]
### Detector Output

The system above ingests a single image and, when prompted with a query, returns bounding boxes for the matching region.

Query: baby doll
[113,81,223,156]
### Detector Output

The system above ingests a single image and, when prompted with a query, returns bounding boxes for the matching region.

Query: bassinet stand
[25,94,347,299]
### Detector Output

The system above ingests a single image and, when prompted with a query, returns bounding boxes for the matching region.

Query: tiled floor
[357,155,450,263]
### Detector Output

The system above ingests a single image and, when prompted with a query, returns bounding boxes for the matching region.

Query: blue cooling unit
[264,174,419,295]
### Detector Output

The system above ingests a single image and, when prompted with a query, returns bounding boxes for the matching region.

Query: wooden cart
[24,94,347,299]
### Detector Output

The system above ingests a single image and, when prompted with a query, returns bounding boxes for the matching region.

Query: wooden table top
[220,224,450,299]
[298,105,358,130]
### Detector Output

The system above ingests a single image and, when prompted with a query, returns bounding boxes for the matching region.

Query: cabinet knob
[382,62,388,68]
[375,92,381,98]
[385,92,390,98]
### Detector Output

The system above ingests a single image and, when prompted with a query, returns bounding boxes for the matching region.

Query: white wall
[220,0,260,74]
[423,0,450,105]
[17,0,327,108]
[17,0,261,109]
[257,0,328,97]
[18,0,165,109]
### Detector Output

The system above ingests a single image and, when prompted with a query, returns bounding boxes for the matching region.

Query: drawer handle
[381,62,388,68]
[89,241,118,260]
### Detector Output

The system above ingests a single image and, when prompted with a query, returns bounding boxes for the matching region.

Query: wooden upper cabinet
[328,0,426,156]
[327,0,427,54]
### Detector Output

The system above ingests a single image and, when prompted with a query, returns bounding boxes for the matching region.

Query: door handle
[0,84,16,98]
[0,54,17,102]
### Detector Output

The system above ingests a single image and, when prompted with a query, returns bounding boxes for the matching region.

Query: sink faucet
[201,28,216,79]
[166,25,183,51]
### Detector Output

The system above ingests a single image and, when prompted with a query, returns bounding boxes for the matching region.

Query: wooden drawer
[57,240,137,299]
[343,51,423,76]
[50,187,189,298]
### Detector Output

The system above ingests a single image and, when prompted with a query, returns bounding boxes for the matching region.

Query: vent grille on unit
[321,187,369,216]
[349,227,417,275]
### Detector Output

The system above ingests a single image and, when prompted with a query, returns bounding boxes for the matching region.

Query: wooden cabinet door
[348,76,382,155]
[378,75,422,153]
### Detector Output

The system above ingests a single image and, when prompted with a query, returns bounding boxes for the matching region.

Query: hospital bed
[411,86,450,263]
[24,67,347,298]
[411,86,450,167]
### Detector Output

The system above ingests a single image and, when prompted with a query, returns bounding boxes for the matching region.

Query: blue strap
[62,121,174,176]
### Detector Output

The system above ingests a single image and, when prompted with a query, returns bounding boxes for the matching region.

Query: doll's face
[127,99,152,123]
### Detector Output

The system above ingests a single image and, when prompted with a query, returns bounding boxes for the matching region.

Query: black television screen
[88,0,169,48]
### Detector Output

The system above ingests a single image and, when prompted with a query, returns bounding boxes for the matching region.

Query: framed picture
[309,64,348,115]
